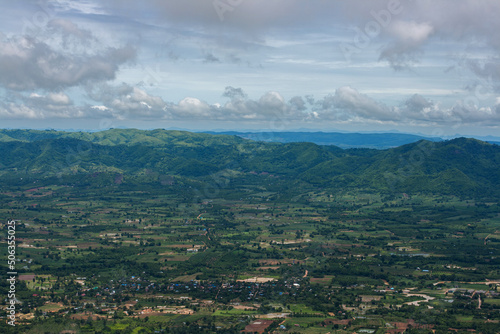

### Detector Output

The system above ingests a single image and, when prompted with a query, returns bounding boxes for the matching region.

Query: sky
[0,0,500,138]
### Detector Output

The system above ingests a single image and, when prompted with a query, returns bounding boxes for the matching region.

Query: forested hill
[0,129,498,198]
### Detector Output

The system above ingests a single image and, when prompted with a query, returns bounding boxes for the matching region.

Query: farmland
[0,129,499,333]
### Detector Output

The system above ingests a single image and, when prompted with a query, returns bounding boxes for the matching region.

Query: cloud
[0,92,85,119]
[309,88,500,126]
[404,94,433,114]
[223,90,305,121]
[47,18,94,46]
[167,97,213,118]
[97,0,500,79]
[29,92,72,106]
[163,88,308,122]
[289,96,307,112]
[400,94,452,123]
[0,19,136,91]
[464,58,500,94]
[0,103,41,119]
[449,102,500,124]
[0,83,169,121]
[389,21,434,45]
[402,94,441,121]
[51,0,107,15]
[317,86,398,121]
[258,91,286,112]
[2,82,500,128]
[397,93,500,126]
[85,85,500,126]
[223,86,247,99]
[328,0,500,73]
[203,52,220,63]
[380,20,434,70]
[87,83,167,119]
[104,0,324,31]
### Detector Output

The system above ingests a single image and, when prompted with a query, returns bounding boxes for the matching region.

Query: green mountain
[0,129,498,198]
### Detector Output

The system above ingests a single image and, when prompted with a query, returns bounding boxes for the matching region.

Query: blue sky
[0,0,500,137]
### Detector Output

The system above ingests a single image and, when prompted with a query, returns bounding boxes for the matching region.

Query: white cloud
[160,88,310,122]
[317,86,398,121]
[47,92,72,105]
[379,20,435,70]
[0,104,40,119]
[0,19,135,91]
[397,94,500,126]
[50,0,107,15]
[450,102,500,124]
[169,97,212,118]
[91,105,109,111]
[388,21,434,45]
[1,0,500,134]
[0,92,86,119]
[87,84,167,119]
[1,83,500,128]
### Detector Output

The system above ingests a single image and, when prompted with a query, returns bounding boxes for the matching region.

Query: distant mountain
[0,129,498,198]
[202,131,442,149]
[0,128,244,147]
[299,138,500,196]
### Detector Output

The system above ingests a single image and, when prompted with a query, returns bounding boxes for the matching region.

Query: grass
[282,317,327,332]
[456,315,474,322]
[131,326,147,334]
[109,323,129,330]
[484,298,500,305]
[213,309,258,316]
[173,273,202,282]
[38,303,64,312]
[288,304,321,315]
[26,275,54,290]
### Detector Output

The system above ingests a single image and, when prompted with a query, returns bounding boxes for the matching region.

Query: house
[241,320,274,334]
[389,319,434,332]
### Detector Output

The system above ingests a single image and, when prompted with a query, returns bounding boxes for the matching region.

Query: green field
[0,130,499,333]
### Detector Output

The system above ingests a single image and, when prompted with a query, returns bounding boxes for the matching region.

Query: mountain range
[203,131,443,149]
[0,128,498,198]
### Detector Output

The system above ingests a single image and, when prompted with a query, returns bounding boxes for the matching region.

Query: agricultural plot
[1,181,500,333]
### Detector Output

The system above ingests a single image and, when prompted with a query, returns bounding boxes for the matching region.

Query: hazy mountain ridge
[0,129,498,198]
[203,131,443,149]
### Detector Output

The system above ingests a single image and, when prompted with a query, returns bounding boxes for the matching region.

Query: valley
[0,129,499,333]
